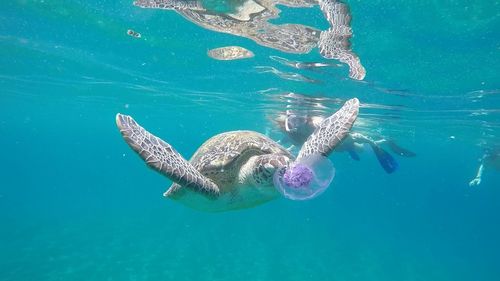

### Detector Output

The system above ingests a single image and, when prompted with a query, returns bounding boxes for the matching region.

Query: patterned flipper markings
[318,0,366,80]
[297,98,359,161]
[116,114,219,195]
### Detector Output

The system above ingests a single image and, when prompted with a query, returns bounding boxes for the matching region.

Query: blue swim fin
[370,144,399,173]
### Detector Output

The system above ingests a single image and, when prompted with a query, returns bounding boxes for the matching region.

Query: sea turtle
[116,98,359,212]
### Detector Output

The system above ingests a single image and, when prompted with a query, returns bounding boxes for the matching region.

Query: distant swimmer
[469,147,500,186]
[127,29,141,38]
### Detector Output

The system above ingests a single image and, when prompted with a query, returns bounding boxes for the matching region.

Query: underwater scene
[1,0,499,280]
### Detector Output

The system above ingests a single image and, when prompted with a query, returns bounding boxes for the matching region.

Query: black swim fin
[370,144,399,174]
[387,140,416,157]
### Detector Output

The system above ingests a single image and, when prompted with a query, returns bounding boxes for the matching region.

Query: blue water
[1,0,499,280]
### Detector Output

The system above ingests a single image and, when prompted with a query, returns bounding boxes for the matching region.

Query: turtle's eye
[264,163,276,171]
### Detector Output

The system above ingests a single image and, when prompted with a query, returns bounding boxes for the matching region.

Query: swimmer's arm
[350,132,375,145]
[469,163,484,186]
[373,138,388,145]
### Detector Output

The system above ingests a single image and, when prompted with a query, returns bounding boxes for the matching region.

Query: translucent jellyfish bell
[273,154,335,200]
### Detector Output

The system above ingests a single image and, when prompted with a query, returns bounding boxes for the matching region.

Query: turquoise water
[1,0,499,280]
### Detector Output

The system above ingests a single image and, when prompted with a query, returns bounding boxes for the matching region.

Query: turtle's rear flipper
[297,98,359,161]
[116,114,219,195]
[386,140,416,157]
[369,144,398,174]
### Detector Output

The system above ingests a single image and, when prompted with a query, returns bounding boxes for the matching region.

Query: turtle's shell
[188,130,292,192]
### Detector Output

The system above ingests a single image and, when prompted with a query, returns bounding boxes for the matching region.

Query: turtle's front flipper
[116,114,219,195]
[297,98,359,161]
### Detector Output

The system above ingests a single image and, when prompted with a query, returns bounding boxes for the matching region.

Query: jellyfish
[274,154,335,200]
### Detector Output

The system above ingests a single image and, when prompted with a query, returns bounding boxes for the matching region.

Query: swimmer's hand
[469,177,481,187]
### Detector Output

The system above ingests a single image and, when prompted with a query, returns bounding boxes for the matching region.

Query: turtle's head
[239,154,292,188]
[273,154,335,200]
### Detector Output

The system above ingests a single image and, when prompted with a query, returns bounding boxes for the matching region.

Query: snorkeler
[270,94,416,174]
[469,147,500,186]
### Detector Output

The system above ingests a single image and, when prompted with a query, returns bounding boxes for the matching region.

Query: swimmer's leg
[386,140,416,157]
[369,143,399,174]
